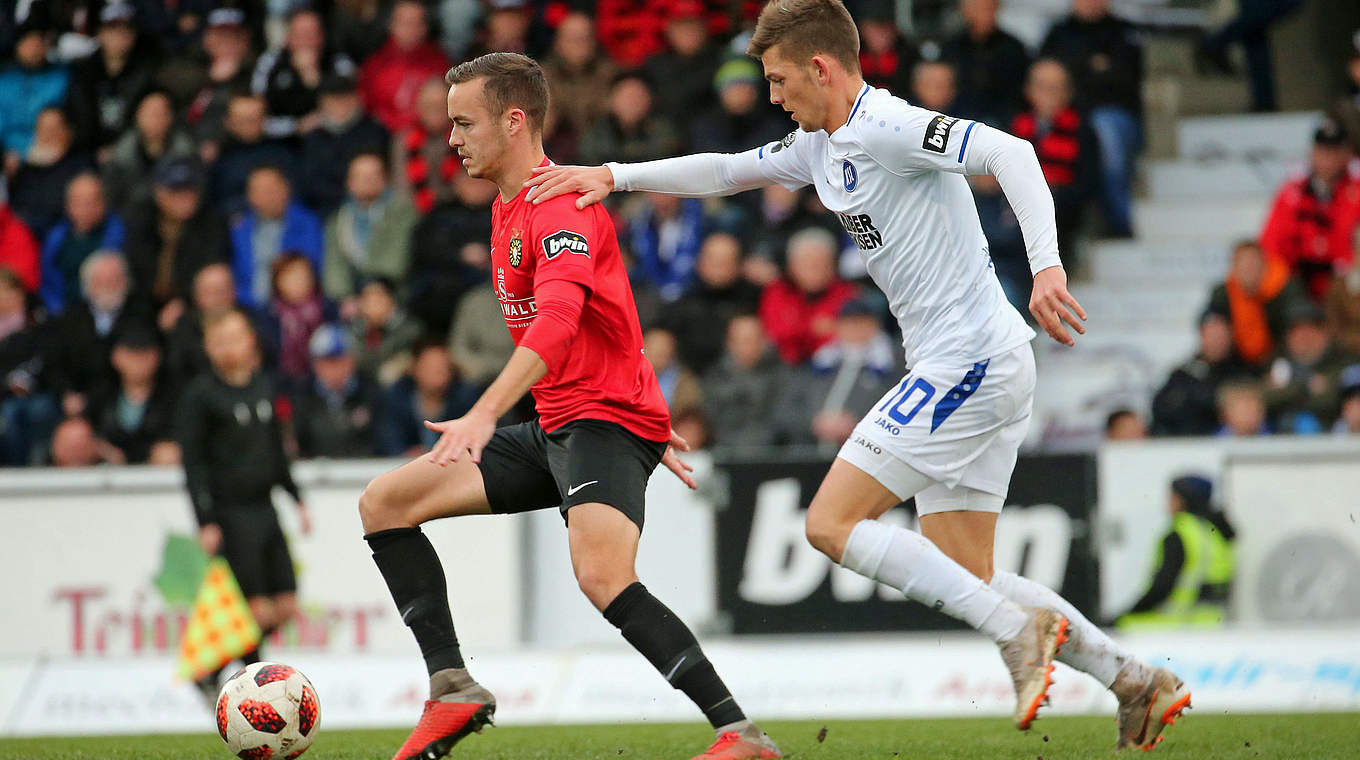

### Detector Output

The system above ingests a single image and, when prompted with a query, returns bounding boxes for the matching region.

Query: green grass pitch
[1,714,1357,759]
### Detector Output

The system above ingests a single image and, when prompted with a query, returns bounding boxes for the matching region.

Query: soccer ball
[215,662,321,759]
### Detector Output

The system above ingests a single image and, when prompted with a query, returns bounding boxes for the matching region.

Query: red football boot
[391,670,495,760]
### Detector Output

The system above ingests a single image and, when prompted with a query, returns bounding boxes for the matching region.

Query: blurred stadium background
[1,0,1359,752]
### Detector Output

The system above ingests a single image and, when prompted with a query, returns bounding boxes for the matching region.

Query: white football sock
[840,519,1028,642]
[990,570,1147,689]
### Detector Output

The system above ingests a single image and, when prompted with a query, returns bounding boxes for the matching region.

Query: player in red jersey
[357,53,781,760]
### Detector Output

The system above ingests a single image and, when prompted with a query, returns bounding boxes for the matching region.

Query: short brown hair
[747,0,860,72]
[445,52,549,135]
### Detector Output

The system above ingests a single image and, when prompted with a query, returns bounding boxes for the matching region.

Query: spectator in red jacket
[759,227,858,365]
[0,182,40,294]
[1259,118,1360,302]
[357,0,452,134]
[1010,59,1097,265]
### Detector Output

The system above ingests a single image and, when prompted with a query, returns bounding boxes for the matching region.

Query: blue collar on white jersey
[846,83,871,126]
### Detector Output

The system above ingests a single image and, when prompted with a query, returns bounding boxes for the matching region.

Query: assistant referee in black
[178,308,311,700]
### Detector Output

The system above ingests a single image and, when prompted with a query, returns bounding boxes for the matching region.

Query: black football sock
[241,647,261,666]
[602,582,746,729]
[365,527,466,675]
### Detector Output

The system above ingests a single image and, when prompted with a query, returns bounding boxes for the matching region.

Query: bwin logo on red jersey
[543,230,590,260]
[922,114,959,154]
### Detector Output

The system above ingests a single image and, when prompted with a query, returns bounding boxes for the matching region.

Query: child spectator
[261,254,335,391]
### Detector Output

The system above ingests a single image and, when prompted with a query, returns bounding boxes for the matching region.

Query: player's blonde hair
[747,0,861,72]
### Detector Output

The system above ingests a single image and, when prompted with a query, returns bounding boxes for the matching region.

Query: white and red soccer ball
[216,662,321,759]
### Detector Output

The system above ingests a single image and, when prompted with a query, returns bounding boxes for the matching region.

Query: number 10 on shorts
[877,377,936,429]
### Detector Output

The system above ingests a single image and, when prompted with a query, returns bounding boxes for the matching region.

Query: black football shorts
[477,418,666,530]
[217,506,297,598]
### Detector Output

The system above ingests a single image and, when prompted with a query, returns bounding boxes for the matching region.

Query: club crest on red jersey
[543,230,590,260]
[508,235,523,267]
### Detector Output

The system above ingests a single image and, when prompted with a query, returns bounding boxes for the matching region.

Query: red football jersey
[489,179,671,442]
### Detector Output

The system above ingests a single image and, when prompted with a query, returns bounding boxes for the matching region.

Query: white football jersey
[752,84,1036,369]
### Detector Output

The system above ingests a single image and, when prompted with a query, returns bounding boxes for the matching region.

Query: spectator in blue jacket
[626,192,707,302]
[41,173,126,314]
[0,18,69,166]
[229,165,323,311]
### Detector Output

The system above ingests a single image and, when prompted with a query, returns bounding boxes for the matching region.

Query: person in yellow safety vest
[1118,475,1236,629]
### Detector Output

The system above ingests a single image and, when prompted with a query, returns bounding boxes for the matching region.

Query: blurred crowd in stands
[0,0,1356,469]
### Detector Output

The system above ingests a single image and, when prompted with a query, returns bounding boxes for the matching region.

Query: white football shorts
[836,342,1036,516]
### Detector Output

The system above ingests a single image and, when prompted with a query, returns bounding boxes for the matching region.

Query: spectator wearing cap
[774,293,900,448]
[942,0,1031,127]
[659,232,762,374]
[541,12,618,157]
[40,173,126,315]
[65,3,159,156]
[1041,0,1144,238]
[87,322,179,465]
[251,7,357,139]
[102,91,197,217]
[259,253,335,391]
[123,156,231,320]
[293,322,381,458]
[350,277,423,387]
[1259,119,1360,302]
[393,77,462,214]
[759,227,860,365]
[857,0,918,97]
[910,60,958,114]
[1010,59,1098,267]
[322,152,417,304]
[0,180,42,293]
[0,17,69,166]
[701,314,786,449]
[157,7,254,150]
[376,338,478,457]
[1334,363,1360,434]
[688,58,788,156]
[209,91,299,213]
[642,0,721,126]
[577,72,683,167]
[0,266,56,466]
[45,250,153,419]
[298,72,389,215]
[1326,255,1360,356]
[8,108,94,241]
[595,0,670,69]
[1151,311,1256,437]
[357,0,451,135]
[1263,300,1359,433]
[229,165,323,311]
[1206,239,1309,370]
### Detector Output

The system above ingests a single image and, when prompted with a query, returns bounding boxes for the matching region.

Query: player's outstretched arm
[525,150,774,207]
[1030,266,1087,347]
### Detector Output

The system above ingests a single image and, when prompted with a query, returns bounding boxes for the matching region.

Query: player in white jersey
[527,0,1190,750]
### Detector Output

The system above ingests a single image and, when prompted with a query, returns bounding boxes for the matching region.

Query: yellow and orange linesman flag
[175,557,261,681]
